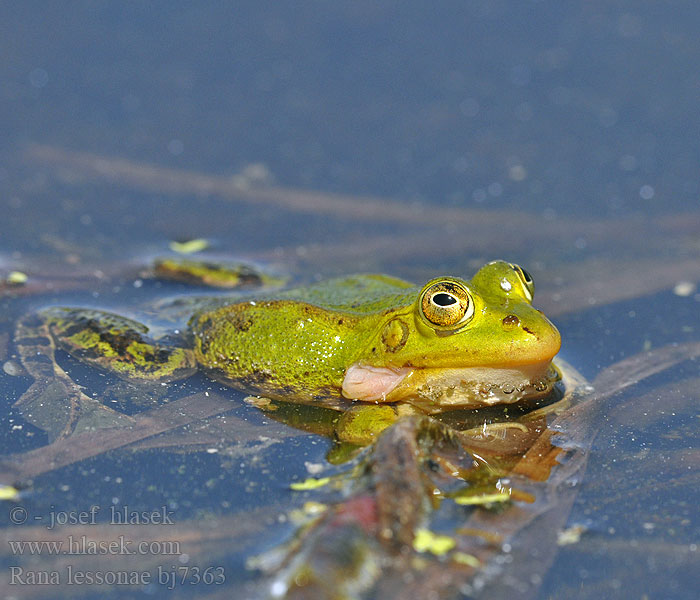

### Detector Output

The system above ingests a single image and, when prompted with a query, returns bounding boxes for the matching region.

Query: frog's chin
[341,361,560,413]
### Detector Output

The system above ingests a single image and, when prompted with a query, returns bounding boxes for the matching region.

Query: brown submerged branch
[25,143,538,228]
[27,143,699,253]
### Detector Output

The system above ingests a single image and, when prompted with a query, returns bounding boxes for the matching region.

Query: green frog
[14,260,561,441]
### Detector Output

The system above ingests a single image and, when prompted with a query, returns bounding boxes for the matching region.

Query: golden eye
[509,263,535,301]
[420,281,474,328]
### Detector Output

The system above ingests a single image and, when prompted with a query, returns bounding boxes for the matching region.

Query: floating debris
[673,280,696,297]
[413,529,456,555]
[0,485,21,501]
[5,271,28,285]
[557,524,587,546]
[290,477,330,491]
[169,238,210,254]
[452,552,481,567]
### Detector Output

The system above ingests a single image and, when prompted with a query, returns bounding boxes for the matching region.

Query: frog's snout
[499,311,561,365]
[523,317,561,364]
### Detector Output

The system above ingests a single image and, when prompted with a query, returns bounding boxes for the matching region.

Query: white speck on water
[639,185,655,200]
[673,281,696,297]
[508,165,527,181]
[305,461,324,475]
[271,580,287,597]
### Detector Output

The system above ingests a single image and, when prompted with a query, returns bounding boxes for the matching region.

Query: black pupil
[521,268,533,283]
[433,292,457,307]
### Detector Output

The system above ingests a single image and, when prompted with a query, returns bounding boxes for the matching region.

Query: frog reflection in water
[16,261,561,442]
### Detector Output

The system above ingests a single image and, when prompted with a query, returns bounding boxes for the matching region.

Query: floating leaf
[0,485,20,501]
[168,238,209,254]
[6,271,28,285]
[413,529,456,555]
[290,477,330,491]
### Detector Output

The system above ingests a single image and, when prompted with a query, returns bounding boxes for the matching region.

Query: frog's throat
[341,361,559,411]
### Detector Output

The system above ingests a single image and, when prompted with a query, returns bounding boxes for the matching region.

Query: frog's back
[189,274,417,405]
[274,274,417,316]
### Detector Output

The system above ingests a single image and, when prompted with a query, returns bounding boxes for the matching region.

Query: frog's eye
[420,281,474,328]
[509,263,535,301]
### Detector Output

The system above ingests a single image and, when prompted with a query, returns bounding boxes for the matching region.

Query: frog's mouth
[341,361,560,413]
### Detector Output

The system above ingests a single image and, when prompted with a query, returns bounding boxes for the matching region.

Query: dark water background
[1,2,699,598]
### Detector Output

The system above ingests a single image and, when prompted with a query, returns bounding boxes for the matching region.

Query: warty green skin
[190,274,417,406]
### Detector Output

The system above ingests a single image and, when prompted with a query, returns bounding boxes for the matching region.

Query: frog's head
[342,261,561,412]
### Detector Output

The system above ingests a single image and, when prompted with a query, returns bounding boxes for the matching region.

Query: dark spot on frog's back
[194,316,213,337]
[155,348,173,363]
[61,322,91,338]
[102,329,142,355]
[228,311,253,333]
